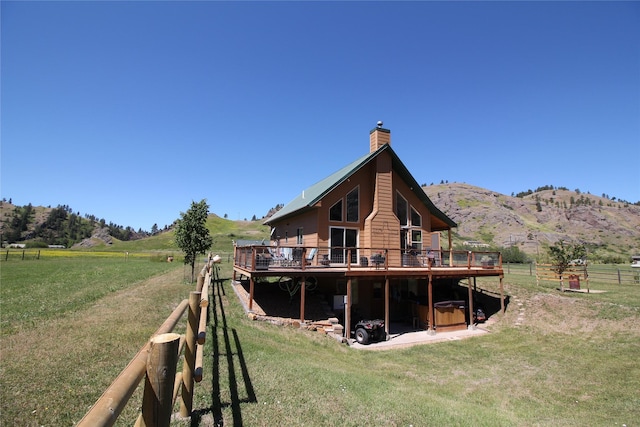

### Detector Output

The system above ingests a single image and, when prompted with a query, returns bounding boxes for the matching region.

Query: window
[297,228,303,245]
[397,192,425,253]
[346,187,359,222]
[396,192,408,226]
[411,230,422,252]
[411,207,421,227]
[329,200,342,222]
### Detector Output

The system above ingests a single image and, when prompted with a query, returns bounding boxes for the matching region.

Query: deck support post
[346,278,352,340]
[300,276,306,324]
[249,277,254,311]
[427,274,435,335]
[467,276,475,330]
[448,230,453,266]
[384,277,390,340]
[499,276,505,313]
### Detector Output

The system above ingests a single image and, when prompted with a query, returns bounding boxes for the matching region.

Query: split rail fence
[504,262,640,285]
[535,263,590,292]
[76,258,220,427]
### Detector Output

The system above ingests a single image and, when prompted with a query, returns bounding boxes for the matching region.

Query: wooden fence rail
[77,257,220,427]
[535,263,590,292]
[504,262,640,285]
[3,249,41,260]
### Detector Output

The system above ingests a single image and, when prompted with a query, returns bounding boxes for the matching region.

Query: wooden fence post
[77,300,189,427]
[137,333,181,427]
[196,274,205,293]
[179,291,201,418]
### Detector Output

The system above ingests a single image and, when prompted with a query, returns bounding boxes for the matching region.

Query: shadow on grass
[191,279,256,427]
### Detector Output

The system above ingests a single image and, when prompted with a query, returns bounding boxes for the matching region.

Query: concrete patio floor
[232,279,493,350]
[348,323,490,350]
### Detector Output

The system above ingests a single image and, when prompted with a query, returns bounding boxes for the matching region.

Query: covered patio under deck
[233,246,505,341]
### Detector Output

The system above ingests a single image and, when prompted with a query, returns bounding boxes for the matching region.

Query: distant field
[1,257,639,426]
[0,255,185,337]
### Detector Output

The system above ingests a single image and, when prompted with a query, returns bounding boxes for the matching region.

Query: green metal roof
[264,144,457,229]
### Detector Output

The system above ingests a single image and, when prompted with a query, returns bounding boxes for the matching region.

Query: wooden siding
[369,127,391,152]
[364,150,401,263]
[271,210,318,248]
[267,128,452,263]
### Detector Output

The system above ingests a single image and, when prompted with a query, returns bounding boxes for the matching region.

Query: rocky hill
[423,183,640,261]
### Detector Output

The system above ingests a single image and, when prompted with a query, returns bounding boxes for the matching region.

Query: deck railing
[234,245,502,271]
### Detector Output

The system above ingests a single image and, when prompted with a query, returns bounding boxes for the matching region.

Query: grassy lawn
[185,271,640,427]
[1,257,639,426]
[0,256,188,426]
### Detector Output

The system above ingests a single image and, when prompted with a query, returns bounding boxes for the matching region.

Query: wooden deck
[234,264,504,280]
[232,246,505,340]
[233,245,504,280]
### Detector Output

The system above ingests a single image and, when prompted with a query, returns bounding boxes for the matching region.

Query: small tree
[501,245,530,263]
[174,199,213,283]
[548,240,586,291]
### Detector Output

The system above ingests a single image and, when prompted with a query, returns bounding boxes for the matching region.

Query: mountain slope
[423,183,640,261]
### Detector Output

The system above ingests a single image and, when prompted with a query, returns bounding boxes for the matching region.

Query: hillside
[423,183,640,262]
[0,202,152,248]
[3,185,639,262]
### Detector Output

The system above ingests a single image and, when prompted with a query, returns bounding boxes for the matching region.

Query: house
[233,123,504,340]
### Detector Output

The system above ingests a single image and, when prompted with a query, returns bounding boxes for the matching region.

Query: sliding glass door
[330,227,358,264]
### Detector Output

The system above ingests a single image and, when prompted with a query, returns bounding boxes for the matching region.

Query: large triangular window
[329,200,342,222]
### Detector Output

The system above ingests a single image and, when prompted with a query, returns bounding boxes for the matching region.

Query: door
[330,227,359,264]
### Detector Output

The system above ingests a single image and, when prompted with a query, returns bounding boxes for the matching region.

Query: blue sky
[2,1,638,231]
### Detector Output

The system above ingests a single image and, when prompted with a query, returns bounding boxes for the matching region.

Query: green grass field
[1,256,639,426]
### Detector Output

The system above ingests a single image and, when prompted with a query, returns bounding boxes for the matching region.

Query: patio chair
[269,248,286,267]
[305,248,317,265]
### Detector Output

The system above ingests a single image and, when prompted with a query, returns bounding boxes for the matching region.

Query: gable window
[396,192,408,226]
[411,207,421,227]
[346,187,359,222]
[397,191,424,254]
[329,200,343,222]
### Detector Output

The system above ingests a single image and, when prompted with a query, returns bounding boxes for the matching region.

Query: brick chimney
[370,121,391,152]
